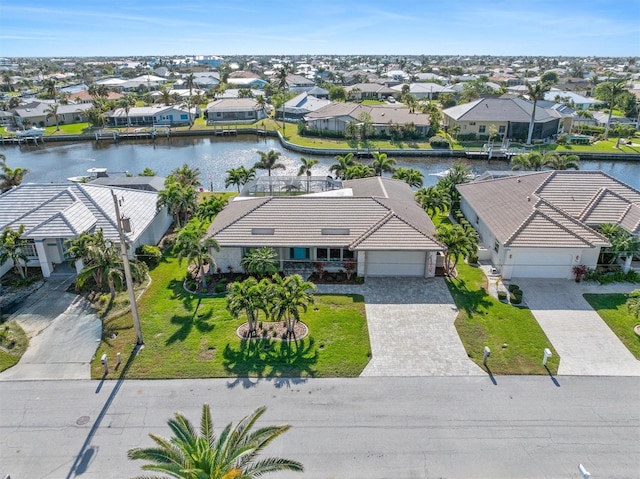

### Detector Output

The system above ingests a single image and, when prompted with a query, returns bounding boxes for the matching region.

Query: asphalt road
[1,376,638,479]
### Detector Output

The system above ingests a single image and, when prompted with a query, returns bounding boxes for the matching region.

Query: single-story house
[457,170,640,279]
[390,82,456,100]
[226,77,268,90]
[12,101,94,127]
[303,102,432,137]
[205,98,267,124]
[544,89,602,110]
[0,183,172,279]
[345,83,396,100]
[285,74,315,93]
[442,97,572,141]
[106,105,194,127]
[205,176,445,278]
[68,90,123,104]
[276,92,332,121]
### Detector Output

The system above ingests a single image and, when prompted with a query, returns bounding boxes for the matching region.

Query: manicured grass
[91,254,370,379]
[44,123,91,135]
[584,293,640,360]
[0,321,29,372]
[448,261,559,375]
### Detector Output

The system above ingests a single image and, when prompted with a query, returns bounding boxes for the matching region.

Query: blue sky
[1,0,638,58]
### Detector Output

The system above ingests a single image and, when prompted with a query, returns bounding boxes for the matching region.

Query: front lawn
[448,261,559,375]
[44,123,91,135]
[91,254,370,379]
[583,293,640,359]
[0,321,28,371]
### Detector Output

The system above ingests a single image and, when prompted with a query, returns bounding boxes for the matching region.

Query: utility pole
[111,190,144,345]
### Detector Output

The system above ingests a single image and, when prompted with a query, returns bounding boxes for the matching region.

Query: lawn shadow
[223,336,318,388]
[168,277,196,310]
[100,315,133,347]
[447,277,493,315]
[165,297,215,345]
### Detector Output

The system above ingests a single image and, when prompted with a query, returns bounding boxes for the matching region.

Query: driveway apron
[317,277,484,377]
[515,279,640,376]
[0,276,101,381]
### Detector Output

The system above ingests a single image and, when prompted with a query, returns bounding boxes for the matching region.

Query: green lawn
[0,321,29,371]
[44,123,91,135]
[584,293,640,360]
[448,262,559,375]
[91,254,370,380]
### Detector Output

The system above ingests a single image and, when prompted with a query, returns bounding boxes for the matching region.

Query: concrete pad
[515,279,640,376]
[317,278,484,377]
[0,277,101,381]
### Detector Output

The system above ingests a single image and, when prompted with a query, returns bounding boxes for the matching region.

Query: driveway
[317,277,484,377]
[0,275,101,381]
[515,279,640,376]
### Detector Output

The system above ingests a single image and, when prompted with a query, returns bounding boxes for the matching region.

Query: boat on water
[429,169,477,181]
[67,167,109,183]
[15,127,46,138]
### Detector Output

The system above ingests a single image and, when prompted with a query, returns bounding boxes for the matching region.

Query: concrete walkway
[0,275,101,381]
[514,279,640,376]
[317,278,484,377]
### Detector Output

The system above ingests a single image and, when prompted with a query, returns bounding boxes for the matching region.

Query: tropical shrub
[429,135,451,148]
[136,244,162,267]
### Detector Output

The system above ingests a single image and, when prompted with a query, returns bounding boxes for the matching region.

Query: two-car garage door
[510,251,574,279]
[366,250,426,277]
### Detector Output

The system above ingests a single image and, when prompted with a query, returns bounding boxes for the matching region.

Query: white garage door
[366,250,426,277]
[511,251,573,278]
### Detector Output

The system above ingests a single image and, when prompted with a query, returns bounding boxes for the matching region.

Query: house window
[317,248,328,261]
[23,240,37,258]
[289,247,309,260]
[498,125,506,133]
[180,114,188,120]
[475,215,479,225]
[316,247,352,262]
[469,122,476,126]
[479,125,486,133]
[494,240,500,253]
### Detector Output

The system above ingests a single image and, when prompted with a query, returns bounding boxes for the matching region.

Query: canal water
[2,136,639,191]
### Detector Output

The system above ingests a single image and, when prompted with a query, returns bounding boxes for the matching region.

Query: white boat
[15,127,46,137]
[429,169,477,181]
[67,167,109,183]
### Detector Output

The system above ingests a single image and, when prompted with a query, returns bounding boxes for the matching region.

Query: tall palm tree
[0,156,29,193]
[415,185,451,216]
[118,94,136,127]
[370,152,396,176]
[270,273,316,336]
[157,181,197,228]
[227,276,265,336]
[329,152,356,180]
[392,167,423,188]
[171,163,202,188]
[297,156,318,193]
[42,78,57,99]
[225,166,256,193]
[0,225,28,279]
[543,153,580,170]
[525,81,552,145]
[598,80,628,140]
[158,86,174,106]
[128,404,303,478]
[174,220,219,290]
[275,64,292,131]
[255,150,285,195]
[196,195,228,222]
[45,103,60,130]
[436,223,479,275]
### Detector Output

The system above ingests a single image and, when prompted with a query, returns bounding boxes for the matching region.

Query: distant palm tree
[275,64,292,131]
[598,80,628,140]
[0,156,29,193]
[344,163,375,180]
[171,163,202,188]
[128,404,303,478]
[45,103,60,130]
[371,152,396,176]
[329,152,356,180]
[118,94,136,127]
[511,152,544,171]
[297,156,319,192]
[543,153,580,170]
[525,81,552,145]
[254,150,285,177]
[392,167,423,188]
[225,166,256,193]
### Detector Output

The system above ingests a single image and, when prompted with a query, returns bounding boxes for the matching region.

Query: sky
[0,0,639,58]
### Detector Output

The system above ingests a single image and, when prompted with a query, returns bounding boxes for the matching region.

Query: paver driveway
[317,277,484,377]
[515,279,640,376]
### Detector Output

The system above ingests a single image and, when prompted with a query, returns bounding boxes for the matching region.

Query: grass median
[90,253,370,380]
[584,293,640,360]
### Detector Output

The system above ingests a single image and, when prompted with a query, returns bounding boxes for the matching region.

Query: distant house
[205,98,266,124]
[544,89,602,110]
[303,102,431,137]
[457,170,640,279]
[390,82,456,100]
[226,77,268,90]
[276,92,332,121]
[442,97,572,141]
[205,177,445,278]
[12,101,93,127]
[285,74,315,93]
[345,83,396,101]
[0,184,172,279]
[106,105,193,127]
[68,90,123,104]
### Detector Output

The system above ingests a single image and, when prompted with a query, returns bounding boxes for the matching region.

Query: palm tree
[627,290,640,320]
[344,163,375,180]
[0,156,29,193]
[256,95,267,117]
[45,103,60,130]
[157,181,197,229]
[227,276,265,336]
[275,64,292,131]
[525,81,552,145]
[392,167,423,188]
[371,152,396,176]
[174,220,220,290]
[270,273,316,337]
[598,80,628,140]
[196,195,228,222]
[415,185,451,216]
[297,156,318,193]
[436,223,479,275]
[255,150,285,195]
[139,167,157,176]
[225,166,256,193]
[0,225,28,279]
[128,404,303,478]
[241,246,279,278]
[510,152,544,171]
[329,152,356,180]
[158,86,174,106]
[543,153,580,170]
[118,94,136,128]
[171,163,202,188]
[42,78,57,99]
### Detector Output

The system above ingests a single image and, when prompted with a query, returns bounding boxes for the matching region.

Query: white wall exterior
[213,247,243,273]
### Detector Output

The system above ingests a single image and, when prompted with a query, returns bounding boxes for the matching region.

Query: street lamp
[111,190,144,345]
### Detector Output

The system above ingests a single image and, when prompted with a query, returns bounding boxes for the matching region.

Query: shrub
[497,291,508,301]
[510,293,522,304]
[136,244,162,267]
[429,135,451,149]
[507,284,520,293]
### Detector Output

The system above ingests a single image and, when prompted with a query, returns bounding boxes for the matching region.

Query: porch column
[426,251,437,278]
[623,255,633,273]
[34,239,53,278]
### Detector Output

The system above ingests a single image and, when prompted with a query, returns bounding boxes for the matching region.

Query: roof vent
[517,178,521,183]
[251,228,274,235]
[527,196,530,202]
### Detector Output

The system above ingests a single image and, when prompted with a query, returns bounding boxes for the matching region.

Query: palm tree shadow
[223,336,318,388]
[165,297,215,345]
[448,277,493,315]
[168,277,195,310]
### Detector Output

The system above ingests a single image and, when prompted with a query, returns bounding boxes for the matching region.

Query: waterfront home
[276,92,332,121]
[106,104,193,127]
[442,97,573,141]
[0,184,172,279]
[457,170,640,279]
[11,101,93,128]
[543,89,603,110]
[205,176,444,278]
[205,98,267,124]
[303,102,431,137]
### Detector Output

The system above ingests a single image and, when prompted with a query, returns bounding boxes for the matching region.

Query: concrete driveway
[0,275,101,381]
[317,278,484,377]
[514,279,640,376]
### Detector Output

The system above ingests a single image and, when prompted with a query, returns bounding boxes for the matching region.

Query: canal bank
[5,127,640,162]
